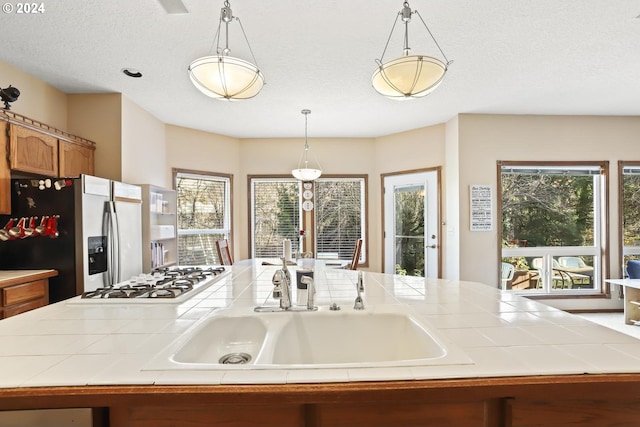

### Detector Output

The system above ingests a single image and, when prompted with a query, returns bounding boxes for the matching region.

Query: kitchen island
[0,261,639,426]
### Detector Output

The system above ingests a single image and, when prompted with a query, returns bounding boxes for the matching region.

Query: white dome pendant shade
[292,109,322,181]
[188,55,264,100]
[188,0,264,101]
[372,1,452,100]
[372,55,447,99]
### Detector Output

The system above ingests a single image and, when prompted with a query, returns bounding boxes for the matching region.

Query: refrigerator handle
[102,204,113,287]
[111,202,122,283]
[104,202,120,286]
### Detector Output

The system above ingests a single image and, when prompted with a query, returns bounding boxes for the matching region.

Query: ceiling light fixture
[372,1,452,100]
[188,0,264,101]
[292,109,322,181]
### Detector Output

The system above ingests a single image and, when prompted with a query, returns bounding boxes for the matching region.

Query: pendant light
[292,109,322,181]
[372,1,452,100]
[188,0,264,101]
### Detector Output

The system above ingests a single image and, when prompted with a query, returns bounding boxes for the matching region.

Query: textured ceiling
[0,0,639,138]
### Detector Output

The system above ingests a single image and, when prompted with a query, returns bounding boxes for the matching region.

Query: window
[621,162,640,275]
[315,177,366,263]
[249,175,367,264]
[174,170,231,265]
[250,178,301,257]
[499,162,607,295]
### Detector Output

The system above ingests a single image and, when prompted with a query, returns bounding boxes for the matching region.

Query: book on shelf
[151,241,166,269]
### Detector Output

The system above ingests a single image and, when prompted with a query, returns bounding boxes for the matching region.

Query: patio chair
[532,258,575,289]
[501,262,515,290]
[558,256,587,269]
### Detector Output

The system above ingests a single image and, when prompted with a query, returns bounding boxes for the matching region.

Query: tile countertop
[0,260,639,388]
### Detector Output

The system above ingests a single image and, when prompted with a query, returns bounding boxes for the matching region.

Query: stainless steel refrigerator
[0,175,143,302]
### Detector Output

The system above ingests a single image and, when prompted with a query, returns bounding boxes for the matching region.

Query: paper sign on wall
[470,185,493,231]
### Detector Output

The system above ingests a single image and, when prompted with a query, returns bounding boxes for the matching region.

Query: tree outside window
[500,163,606,294]
[174,171,231,265]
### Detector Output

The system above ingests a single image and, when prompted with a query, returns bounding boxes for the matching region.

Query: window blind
[251,178,301,258]
[315,178,365,262]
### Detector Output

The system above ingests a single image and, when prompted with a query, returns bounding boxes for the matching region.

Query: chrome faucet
[301,276,316,310]
[278,257,292,310]
[255,257,318,312]
[354,271,365,310]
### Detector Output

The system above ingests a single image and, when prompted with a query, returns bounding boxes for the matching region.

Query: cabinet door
[10,124,59,176]
[59,140,95,177]
[0,121,10,214]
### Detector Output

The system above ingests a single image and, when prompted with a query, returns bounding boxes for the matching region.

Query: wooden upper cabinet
[59,140,94,177]
[9,123,59,176]
[0,121,10,214]
[0,112,96,214]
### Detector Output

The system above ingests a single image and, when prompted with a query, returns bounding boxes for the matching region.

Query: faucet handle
[272,270,284,300]
[354,271,365,310]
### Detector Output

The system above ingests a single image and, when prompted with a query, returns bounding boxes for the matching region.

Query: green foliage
[501,173,595,248]
[394,188,425,277]
[623,174,640,245]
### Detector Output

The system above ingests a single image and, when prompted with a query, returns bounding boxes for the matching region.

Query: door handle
[427,244,437,249]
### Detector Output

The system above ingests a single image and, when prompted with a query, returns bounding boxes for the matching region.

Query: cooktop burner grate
[76,266,227,303]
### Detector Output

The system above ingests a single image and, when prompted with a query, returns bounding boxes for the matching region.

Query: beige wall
[121,95,167,187]
[374,125,447,274]
[67,94,123,181]
[165,124,241,258]
[0,61,67,130]
[237,137,378,268]
[456,113,640,310]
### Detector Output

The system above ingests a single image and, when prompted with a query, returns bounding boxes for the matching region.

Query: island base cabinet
[510,398,640,427]
[108,400,500,427]
[109,404,305,427]
[309,400,500,427]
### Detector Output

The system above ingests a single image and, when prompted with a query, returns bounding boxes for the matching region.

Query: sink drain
[219,352,252,365]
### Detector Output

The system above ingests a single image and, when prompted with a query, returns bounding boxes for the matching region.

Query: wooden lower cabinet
[109,400,495,427]
[1,278,49,319]
[1,375,640,427]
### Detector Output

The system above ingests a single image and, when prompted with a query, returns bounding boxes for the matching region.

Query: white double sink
[145,305,472,370]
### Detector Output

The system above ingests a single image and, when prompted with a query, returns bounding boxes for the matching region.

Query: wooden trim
[498,160,610,297]
[247,174,369,267]
[618,160,640,279]
[0,110,95,148]
[0,374,640,411]
[380,166,442,277]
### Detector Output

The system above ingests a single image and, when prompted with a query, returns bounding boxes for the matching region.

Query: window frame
[619,161,640,276]
[248,174,368,265]
[248,175,302,259]
[314,175,368,266]
[173,168,233,265]
[497,160,609,298]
